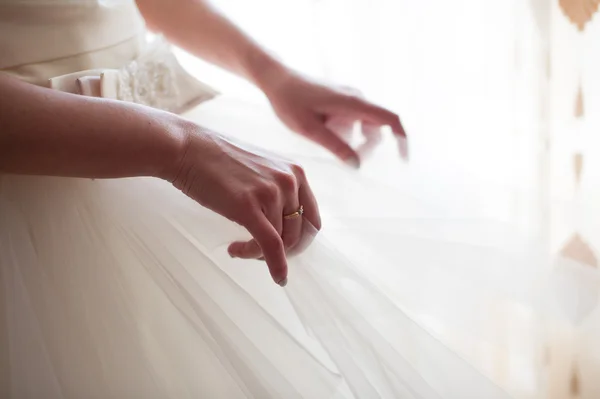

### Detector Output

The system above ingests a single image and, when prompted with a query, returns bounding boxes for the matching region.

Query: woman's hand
[170,123,320,286]
[262,70,407,167]
[138,0,406,163]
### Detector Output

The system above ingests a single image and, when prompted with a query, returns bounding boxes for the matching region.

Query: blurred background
[180,0,600,268]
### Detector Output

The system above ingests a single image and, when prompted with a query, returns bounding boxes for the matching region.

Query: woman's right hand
[169,122,321,286]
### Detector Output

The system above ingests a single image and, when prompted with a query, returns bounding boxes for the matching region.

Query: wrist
[153,115,193,183]
[243,49,291,96]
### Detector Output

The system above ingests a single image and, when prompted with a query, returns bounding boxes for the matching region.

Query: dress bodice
[0,1,145,81]
[0,0,217,113]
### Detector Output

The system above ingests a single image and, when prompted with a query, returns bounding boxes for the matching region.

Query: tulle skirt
[1,99,599,399]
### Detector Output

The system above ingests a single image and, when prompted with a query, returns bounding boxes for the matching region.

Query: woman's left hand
[263,70,407,167]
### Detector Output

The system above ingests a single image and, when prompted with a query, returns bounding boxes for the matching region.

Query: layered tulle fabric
[2,154,599,398]
[0,172,503,399]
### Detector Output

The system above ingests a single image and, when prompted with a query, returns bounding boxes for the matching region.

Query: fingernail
[345,156,360,169]
[395,128,407,138]
[398,137,409,162]
[277,277,288,287]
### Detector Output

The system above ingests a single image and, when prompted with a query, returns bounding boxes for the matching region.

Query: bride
[1,0,594,398]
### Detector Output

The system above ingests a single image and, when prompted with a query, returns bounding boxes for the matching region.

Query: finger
[398,134,409,162]
[280,163,312,252]
[298,182,320,231]
[282,204,302,251]
[341,97,406,138]
[325,116,354,140]
[280,166,302,250]
[228,239,262,259]
[287,182,321,256]
[264,200,284,238]
[288,219,320,257]
[243,214,288,286]
[353,124,381,160]
[361,122,382,140]
[228,191,284,260]
[304,119,360,168]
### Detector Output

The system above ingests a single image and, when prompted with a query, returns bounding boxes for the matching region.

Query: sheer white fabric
[0,172,512,399]
[2,146,599,398]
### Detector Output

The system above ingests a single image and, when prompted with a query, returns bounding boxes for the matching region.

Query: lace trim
[48,36,218,114]
[117,56,178,111]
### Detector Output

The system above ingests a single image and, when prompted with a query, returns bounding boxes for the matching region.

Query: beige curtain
[544,0,600,269]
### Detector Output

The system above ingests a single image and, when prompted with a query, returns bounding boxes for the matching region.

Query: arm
[135,0,282,92]
[0,73,185,179]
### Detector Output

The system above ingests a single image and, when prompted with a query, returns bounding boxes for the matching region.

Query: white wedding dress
[1,1,600,398]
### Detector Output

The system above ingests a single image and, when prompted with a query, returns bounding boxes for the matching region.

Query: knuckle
[258,182,280,201]
[237,189,257,207]
[276,171,298,193]
[290,163,306,180]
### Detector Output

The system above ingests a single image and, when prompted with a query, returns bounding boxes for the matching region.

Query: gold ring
[284,205,304,220]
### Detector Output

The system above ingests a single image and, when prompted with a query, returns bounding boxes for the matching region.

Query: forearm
[136,0,287,92]
[0,74,186,180]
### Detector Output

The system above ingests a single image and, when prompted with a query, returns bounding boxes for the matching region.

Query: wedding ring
[284,205,304,220]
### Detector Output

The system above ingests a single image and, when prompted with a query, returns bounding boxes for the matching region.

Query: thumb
[228,239,262,259]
